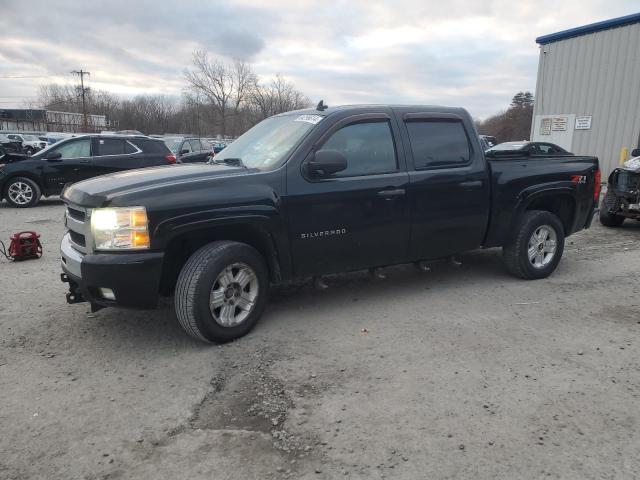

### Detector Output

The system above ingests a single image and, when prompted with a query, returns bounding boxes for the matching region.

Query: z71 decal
[571,175,587,184]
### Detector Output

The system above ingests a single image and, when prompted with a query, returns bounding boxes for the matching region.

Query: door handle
[377,188,405,197]
[458,180,483,188]
[79,159,90,164]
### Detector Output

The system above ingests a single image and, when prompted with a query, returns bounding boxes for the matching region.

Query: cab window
[405,120,471,169]
[321,121,397,177]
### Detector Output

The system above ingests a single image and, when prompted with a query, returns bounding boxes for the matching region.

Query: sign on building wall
[531,114,575,152]
[551,117,568,131]
[540,118,552,135]
[575,115,592,130]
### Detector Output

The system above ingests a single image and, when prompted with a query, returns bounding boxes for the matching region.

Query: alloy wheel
[527,225,557,268]
[7,181,34,205]
[209,262,259,327]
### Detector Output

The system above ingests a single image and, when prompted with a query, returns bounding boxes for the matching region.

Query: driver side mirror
[306,149,348,177]
[632,148,640,157]
[180,149,190,155]
[44,151,62,161]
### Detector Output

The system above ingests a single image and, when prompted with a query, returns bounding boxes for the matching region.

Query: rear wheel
[174,241,269,343]
[503,210,565,280]
[4,177,41,208]
[24,147,35,156]
[599,191,625,227]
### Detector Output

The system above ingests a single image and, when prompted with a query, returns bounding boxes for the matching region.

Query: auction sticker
[295,114,323,124]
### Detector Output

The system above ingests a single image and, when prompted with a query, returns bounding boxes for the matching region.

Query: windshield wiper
[211,157,247,169]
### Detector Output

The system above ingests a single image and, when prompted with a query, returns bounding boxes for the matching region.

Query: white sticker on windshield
[295,114,323,125]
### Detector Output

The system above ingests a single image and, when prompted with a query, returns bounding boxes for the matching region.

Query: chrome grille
[67,207,86,222]
[65,204,90,254]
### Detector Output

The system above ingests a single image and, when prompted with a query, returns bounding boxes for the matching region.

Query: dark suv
[0,134,176,207]
[163,137,211,163]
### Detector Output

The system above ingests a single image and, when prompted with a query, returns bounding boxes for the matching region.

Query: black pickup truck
[60,105,600,343]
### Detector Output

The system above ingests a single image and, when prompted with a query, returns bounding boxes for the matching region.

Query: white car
[6,133,47,155]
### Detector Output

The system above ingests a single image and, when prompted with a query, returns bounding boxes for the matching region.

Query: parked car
[59,104,600,343]
[478,135,492,151]
[0,133,23,153]
[479,135,497,150]
[599,148,640,227]
[0,134,176,208]
[163,137,211,163]
[0,146,27,164]
[39,135,62,145]
[487,141,573,156]
[6,133,47,155]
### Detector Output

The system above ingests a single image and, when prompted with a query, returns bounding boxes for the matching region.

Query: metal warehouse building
[531,12,640,176]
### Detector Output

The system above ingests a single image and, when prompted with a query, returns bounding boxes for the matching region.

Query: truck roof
[279,103,470,118]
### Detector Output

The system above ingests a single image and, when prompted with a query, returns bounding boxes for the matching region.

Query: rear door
[286,111,411,276]
[85,137,136,179]
[398,111,490,259]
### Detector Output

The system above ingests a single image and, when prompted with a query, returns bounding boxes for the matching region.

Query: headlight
[91,206,150,250]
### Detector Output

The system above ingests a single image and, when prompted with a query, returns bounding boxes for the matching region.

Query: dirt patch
[192,369,292,433]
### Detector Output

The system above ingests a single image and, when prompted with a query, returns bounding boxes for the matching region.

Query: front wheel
[174,241,269,343]
[24,147,35,156]
[503,210,565,280]
[4,177,41,208]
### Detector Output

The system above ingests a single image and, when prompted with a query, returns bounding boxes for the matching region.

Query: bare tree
[249,74,311,122]
[184,50,237,136]
[35,54,311,137]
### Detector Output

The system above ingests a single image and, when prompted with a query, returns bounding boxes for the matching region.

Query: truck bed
[483,154,600,247]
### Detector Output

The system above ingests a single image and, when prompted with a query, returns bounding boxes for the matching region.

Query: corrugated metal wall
[532,22,640,176]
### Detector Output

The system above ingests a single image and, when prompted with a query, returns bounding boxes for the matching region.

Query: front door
[41,137,93,193]
[286,113,411,277]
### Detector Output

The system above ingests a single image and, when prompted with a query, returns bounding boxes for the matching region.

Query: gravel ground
[0,198,639,480]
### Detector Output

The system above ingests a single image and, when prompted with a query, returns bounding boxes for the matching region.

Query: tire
[503,210,565,280]
[4,177,41,208]
[599,191,625,227]
[24,147,34,156]
[175,241,269,343]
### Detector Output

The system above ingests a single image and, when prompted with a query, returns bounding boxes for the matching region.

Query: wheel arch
[158,221,283,295]
[522,191,576,235]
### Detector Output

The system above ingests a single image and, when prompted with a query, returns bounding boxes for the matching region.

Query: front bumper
[61,233,164,309]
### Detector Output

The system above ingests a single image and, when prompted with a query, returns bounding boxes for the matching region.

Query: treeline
[476,92,534,143]
[35,51,311,137]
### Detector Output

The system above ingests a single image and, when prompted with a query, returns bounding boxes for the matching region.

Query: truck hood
[63,163,249,207]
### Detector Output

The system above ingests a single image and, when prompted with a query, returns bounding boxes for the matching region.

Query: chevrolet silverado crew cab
[60,104,600,343]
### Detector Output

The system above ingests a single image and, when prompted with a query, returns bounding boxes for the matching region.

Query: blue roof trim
[536,12,640,44]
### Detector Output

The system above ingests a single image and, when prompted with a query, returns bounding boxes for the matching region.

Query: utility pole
[71,69,90,132]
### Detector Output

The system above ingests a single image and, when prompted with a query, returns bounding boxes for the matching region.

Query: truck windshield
[213,114,321,170]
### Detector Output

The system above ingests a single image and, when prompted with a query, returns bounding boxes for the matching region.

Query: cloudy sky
[1,0,638,118]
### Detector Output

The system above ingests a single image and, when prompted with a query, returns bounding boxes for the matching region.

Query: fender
[516,183,577,212]
[153,211,292,283]
[484,182,578,247]
[511,183,578,234]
